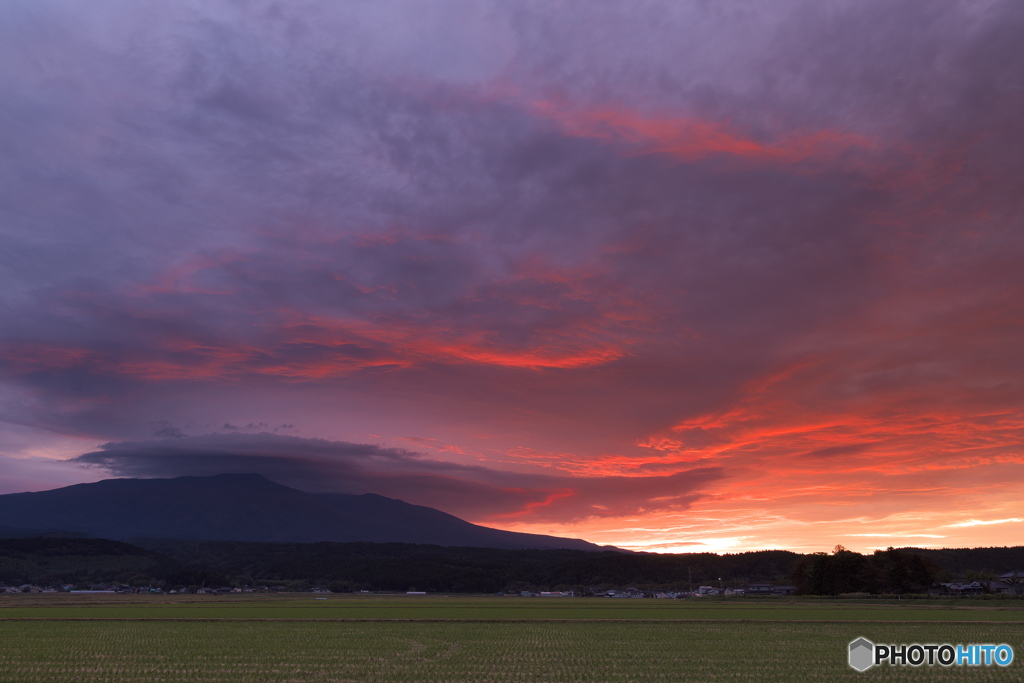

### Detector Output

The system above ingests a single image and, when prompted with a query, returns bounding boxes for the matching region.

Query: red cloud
[0,314,623,382]
[529,99,877,168]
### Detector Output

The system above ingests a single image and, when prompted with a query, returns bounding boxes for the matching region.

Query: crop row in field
[3,594,1024,623]
[2,620,1022,682]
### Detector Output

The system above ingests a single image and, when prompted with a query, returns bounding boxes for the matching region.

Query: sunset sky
[2,0,1023,554]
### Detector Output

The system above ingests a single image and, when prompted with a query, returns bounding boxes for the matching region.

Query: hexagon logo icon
[849,637,875,672]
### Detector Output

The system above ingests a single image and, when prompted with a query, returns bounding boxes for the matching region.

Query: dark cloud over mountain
[71,433,723,523]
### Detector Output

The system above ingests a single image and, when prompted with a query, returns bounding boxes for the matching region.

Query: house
[998,572,1024,594]
[980,580,1014,595]
[937,581,984,596]
[773,585,797,596]
[746,583,775,595]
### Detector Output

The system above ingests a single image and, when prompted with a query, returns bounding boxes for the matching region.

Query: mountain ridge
[0,473,610,551]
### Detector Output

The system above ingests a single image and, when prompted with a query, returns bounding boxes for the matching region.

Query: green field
[2,595,1022,681]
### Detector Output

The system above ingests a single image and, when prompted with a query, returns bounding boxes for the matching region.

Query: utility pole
[688,567,692,595]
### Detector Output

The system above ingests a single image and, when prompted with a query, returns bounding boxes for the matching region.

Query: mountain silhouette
[0,473,606,550]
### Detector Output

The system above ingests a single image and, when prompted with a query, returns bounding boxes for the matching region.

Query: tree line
[788,545,938,595]
[2,537,1022,594]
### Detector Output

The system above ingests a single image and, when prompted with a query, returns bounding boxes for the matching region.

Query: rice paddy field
[2,594,1022,681]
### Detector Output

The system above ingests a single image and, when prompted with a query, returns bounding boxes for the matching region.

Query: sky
[2,0,1023,554]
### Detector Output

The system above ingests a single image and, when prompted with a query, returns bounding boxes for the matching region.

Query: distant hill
[0,473,607,551]
[3,535,1022,594]
[0,537,177,586]
[0,537,797,592]
[137,540,800,593]
[901,547,1024,576]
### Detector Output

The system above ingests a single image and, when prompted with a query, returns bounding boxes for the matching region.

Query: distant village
[4,574,1022,597]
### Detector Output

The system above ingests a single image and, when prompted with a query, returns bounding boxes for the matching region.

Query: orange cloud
[0,312,623,382]
[529,99,877,167]
[479,324,1024,550]
[488,487,577,520]
[278,314,625,372]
